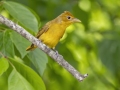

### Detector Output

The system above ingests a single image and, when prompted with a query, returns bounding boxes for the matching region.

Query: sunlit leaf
[8,69,35,90]
[0,57,9,76]
[9,57,46,90]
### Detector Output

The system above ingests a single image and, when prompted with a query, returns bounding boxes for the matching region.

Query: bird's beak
[72,18,81,23]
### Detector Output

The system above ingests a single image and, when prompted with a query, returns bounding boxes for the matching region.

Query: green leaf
[8,69,35,90]
[10,31,30,58]
[9,57,46,90]
[0,30,14,57]
[3,1,39,33]
[27,49,48,76]
[0,57,9,76]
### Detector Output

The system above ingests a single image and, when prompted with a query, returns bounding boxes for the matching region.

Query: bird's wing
[26,21,52,51]
[36,21,51,38]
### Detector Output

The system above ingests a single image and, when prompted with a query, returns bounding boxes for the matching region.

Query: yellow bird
[26,11,81,51]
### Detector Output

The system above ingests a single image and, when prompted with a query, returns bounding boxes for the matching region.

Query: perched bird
[26,11,81,51]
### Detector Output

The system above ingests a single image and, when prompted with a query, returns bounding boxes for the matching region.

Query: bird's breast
[39,24,67,48]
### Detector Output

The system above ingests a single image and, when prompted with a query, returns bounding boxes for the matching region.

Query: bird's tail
[26,44,37,51]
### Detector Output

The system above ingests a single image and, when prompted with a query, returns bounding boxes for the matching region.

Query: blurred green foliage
[0,0,120,90]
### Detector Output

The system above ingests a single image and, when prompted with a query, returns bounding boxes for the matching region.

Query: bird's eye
[67,16,71,20]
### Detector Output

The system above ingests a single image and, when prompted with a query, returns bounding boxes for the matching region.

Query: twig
[0,14,88,81]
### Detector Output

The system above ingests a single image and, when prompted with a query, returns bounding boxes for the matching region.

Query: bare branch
[0,14,88,81]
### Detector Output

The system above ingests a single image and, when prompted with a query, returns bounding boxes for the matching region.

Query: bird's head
[57,11,81,25]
